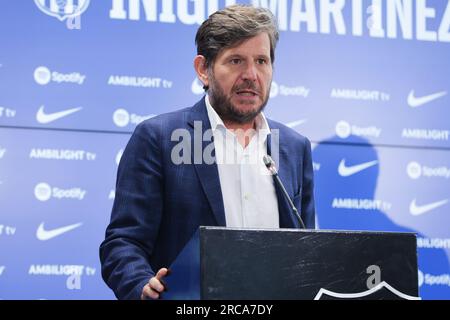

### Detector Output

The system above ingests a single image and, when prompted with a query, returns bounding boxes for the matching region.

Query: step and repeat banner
[1,0,449,299]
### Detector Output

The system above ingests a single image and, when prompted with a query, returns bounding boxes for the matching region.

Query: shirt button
[244,194,250,200]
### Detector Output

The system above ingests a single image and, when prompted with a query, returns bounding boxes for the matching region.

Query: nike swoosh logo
[407,90,447,108]
[36,222,82,241]
[338,159,378,177]
[36,105,82,124]
[285,119,307,128]
[409,199,448,216]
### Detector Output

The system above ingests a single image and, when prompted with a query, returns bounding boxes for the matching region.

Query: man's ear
[193,55,209,88]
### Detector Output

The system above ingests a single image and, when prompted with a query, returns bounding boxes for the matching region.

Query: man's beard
[208,75,270,125]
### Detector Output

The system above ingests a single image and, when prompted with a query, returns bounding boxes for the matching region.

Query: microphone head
[263,155,273,168]
[263,155,278,176]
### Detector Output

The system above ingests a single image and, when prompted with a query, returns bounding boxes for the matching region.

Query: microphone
[263,155,306,229]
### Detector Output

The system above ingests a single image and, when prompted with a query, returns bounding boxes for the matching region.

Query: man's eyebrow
[224,53,270,59]
[224,53,244,59]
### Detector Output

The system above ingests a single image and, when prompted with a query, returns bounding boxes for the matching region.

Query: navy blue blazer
[99,98,315,299]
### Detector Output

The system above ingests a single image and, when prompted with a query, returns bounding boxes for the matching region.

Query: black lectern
[163,227,419,300]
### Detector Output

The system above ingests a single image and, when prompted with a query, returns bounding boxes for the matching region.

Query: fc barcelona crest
[34,0,90,21]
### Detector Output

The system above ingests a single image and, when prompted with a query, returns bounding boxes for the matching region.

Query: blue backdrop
[0,0,449,299]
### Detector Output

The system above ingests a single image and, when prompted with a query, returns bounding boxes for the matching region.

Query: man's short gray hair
[195,5,279,68]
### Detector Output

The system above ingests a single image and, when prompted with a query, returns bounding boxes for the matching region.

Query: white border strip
[314,281,421,300]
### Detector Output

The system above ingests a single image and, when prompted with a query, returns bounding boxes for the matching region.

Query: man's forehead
[219,34,271,56]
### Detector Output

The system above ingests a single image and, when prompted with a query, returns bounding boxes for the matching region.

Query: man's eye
[257,58,268,65]
[230,59,241,64]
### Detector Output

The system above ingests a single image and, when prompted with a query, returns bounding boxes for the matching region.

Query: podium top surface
[199,225,417,237]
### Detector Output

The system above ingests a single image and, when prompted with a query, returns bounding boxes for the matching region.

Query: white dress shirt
[205,96,279,228]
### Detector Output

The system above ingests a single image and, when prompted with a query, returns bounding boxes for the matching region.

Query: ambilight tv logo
[34,0,90,21]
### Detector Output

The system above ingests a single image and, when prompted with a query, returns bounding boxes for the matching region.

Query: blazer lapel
[267,131,299,229]
[188,98,226,226]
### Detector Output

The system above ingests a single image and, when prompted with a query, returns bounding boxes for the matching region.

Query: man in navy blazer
[100,5,315,300]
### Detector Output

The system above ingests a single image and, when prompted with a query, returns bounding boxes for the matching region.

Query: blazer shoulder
[134,98,206,138]
[132,105,195,139]
[139,106,190,126]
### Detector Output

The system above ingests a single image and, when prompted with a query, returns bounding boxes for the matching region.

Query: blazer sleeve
[99,120,164,300]
[301,137,316,229]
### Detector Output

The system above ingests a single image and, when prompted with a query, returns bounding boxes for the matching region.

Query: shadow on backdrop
[312,135,450,300]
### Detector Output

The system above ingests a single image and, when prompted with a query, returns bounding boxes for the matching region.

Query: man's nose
[241,62,257,81]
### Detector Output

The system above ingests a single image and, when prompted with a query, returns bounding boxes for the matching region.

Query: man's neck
[223,120,256,132]
[223,119,257,149]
